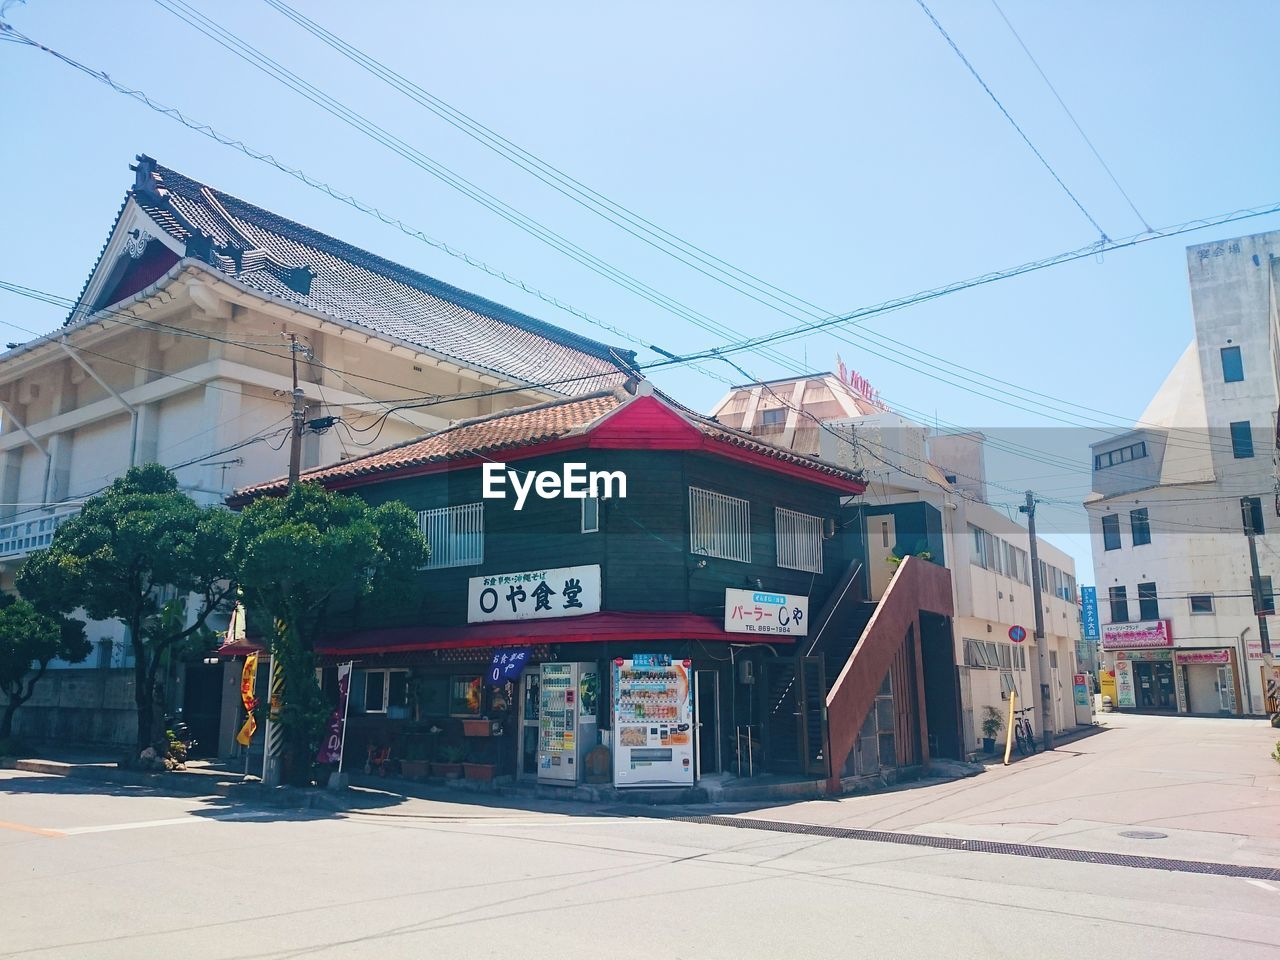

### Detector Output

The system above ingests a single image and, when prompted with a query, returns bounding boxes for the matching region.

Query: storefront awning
[311,611,795,657]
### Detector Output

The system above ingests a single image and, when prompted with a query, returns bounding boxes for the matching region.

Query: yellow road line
[0,820,66,838]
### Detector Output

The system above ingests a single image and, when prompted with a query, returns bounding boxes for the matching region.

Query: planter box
[430,761,463,779]
[400,759,430,780]
[982,737,996,754]
[462,719,495,737]
[463,762,497,781]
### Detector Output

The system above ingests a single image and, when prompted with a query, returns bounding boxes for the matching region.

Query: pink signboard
[1174,649,1230,665]
[1101,620,1172,650]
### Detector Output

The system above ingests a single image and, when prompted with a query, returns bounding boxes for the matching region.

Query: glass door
[1217,665,1234,713]
[694,670,720,778]
[518,670,540,780]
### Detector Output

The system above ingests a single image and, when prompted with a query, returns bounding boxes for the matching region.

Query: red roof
[230,385,864,503]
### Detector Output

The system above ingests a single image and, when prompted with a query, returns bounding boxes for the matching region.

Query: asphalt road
[2,713,1279,959]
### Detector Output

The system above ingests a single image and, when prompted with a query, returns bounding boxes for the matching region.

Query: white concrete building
[0,155,634,745]
[1085,230,1280,717]
[711,373,1086,756]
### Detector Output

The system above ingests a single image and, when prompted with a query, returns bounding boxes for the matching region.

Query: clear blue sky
[3,0,1278,580]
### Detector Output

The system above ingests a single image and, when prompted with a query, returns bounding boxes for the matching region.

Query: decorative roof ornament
[125,228,154,259]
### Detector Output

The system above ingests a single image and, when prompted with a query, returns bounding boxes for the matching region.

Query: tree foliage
[18,464,239,755]
[0,595,89,739]
[233,483,426,783]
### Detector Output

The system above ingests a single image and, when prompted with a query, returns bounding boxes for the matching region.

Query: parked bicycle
[1012,707,1038,757]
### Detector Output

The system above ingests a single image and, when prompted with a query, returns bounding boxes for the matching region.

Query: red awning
[314,611,793,657]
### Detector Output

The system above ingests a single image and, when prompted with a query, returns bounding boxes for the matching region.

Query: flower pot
[400,759,430,780]
[462,719,494,737]
[463,762,497,781]
[430,761,463,779]
[982,737,996,754]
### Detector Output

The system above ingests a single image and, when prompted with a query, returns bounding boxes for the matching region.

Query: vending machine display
[537,662,597,785]
[611,655,694,787]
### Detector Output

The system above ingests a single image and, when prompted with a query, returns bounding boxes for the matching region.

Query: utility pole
[1244,499,1272,656]
[286,333,306,487]
[1021,490,1055,750]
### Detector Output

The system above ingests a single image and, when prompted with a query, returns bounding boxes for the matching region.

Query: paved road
[2,713,1278,959]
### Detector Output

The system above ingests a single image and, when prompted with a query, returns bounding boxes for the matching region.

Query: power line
[913,0,1109,240]
[989,0,1151,233]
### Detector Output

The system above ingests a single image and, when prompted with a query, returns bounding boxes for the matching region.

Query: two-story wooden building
[227,381,957,792]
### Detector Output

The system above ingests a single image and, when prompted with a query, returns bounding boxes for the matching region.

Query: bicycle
[1012,707,1038,757]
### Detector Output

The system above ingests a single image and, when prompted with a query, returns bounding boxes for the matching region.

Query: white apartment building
[0,155,633,745]
[712,373,1087,756]
[1085,230,1280,717]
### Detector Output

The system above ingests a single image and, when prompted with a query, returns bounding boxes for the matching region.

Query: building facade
[1,155,634,746]
[712,372,1087,755]
[224,384,958,792]
[1086,230,1280,716]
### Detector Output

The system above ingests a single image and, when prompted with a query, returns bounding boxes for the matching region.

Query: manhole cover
[1119,830,1168,840]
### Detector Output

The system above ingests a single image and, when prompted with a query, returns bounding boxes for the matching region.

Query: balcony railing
[0,507,81,561]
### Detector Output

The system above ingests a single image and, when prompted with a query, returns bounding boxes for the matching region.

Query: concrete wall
[10,668,137,747]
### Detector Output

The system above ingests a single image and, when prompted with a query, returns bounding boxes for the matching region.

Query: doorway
[180,661,224,758]
[517,670,540,780]
[867,515,897,600]
[1131,661,1175,711]
[694,670,721,778]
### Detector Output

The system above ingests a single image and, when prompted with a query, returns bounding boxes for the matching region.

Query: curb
[1,757,348,813]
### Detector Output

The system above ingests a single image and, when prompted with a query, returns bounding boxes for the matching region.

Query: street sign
[1080,586,1100,640]
[1008,625,1027,644]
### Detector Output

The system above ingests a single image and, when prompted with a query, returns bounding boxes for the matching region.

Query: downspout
[0,399,52,504]
[59,340,139,466]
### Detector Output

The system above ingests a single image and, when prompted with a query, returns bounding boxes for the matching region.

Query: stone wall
[11,668,137,747]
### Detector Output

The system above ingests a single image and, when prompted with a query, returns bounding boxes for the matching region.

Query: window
[1221,346,1244,383]
[776,506,823,573]
[1230,420,1254,459]
[963,639,1001,670]
[449,675,483,717]
[1094,441,1148,470]
[759,407,786,427]
[1242,496,1265,536]
[1130,508,1151,546]
[1138,581,1159,621]
[1251,576,1276,616]
[1101,514,1121,551]
[1189,594,1214,615]
[419,502,484,569]
[999,671,1016,699]
[581,495,600,533]
[1109,585,1129,623]
[356,669,409,716]
[690,487,751,563]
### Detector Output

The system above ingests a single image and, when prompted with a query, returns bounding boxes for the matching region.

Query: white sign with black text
[467,564,602,623]
[724,588,809,636]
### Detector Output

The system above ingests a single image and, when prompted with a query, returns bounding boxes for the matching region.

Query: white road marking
[58,810,276,835]
[1244,879,1277,892]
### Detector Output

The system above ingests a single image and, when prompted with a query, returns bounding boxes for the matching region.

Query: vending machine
[611,655,694,787]
[536,662,598,785]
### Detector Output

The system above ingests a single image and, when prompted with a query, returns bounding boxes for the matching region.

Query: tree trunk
[133,638,152,756]
[0,698,19,740]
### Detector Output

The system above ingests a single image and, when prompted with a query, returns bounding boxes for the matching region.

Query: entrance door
[180,662,224,758]
[762,659,802,771]
[868,515,896,600]
[1133,662,1158,709]
[1154,662,1175,709]
[1217,665,1234,713]
[694,670,721,778]
[517,671,540,780]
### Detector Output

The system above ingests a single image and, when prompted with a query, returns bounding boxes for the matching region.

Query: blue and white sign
[487,647,531,686]
[1080,586,1100,641]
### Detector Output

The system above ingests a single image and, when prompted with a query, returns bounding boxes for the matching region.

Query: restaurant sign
[1101,620,1172,650]
[467,564,601,623]
[724,588,809,636]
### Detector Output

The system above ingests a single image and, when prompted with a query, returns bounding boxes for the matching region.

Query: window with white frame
[963,639,1001,670]
[418,502,484,569]
[353,669,409,716]
[581,495,600,533]
[689,487,751,563]
[775,506,823,573]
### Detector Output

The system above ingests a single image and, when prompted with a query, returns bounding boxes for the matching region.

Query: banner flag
[235,652,259,747]
[316,662,354,765]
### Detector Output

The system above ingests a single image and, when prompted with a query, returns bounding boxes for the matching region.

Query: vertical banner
[316,662,353,765]
[1114,659,1136,709]
[235,652,259,747]
[1080,587,1100,641]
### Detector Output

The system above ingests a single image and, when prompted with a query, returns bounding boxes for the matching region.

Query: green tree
[17,464,239,757]
[0,596,89,740]
[233,483,426,785]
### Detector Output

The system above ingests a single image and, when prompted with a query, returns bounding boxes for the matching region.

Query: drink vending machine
[536,662,598,785]
[611,655,694,787]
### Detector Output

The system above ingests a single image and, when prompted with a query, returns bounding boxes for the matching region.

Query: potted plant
[462,718,494,737]
[430,743,465,779]
[399,736,430,780]
[981,705,1004,753]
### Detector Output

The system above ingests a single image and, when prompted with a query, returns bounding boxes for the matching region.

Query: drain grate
[1119,830,1168,840]
[672,815,1280,881]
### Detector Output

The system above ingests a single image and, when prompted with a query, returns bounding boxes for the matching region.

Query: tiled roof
[231,387,864,502]
[91,156,635,395]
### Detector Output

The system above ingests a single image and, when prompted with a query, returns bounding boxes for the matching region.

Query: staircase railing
[803,561,863,659]
[823,555,953,791]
